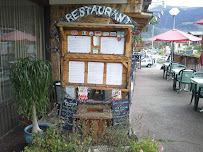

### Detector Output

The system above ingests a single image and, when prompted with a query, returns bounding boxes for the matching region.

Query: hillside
[141,6,203,39]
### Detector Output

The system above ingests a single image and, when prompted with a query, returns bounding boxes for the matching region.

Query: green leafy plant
[129,136,162,152]
[97,125,131,152]
[9,57,52,133]
[24,126,92,152]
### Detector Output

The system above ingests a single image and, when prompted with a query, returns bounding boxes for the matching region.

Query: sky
[150,0,203,8]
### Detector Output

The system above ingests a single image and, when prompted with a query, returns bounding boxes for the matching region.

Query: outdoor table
[190,78,203,111]
[171,68,187,91]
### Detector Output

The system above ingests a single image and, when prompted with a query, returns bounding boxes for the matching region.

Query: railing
[174,54,201,71]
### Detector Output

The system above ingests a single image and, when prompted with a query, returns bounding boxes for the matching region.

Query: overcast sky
[150,0,203,8]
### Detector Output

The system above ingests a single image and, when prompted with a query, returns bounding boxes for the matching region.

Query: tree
[9,57,52,133]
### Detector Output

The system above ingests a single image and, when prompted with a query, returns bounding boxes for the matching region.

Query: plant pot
[24,123,50,144]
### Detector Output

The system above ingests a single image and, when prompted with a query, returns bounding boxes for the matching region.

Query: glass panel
[0,0,43,103]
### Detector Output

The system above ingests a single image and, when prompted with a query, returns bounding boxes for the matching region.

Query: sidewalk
[130,64,203,152]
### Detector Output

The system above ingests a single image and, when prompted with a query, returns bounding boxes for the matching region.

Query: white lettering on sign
[71,9,79,20]
[115,13,126,23]
[62,5,138,29]
[98,6,105,15]
[112,89,122,100]
[78,86,88,101]
[79,7,85,17]
[91,5,98,15]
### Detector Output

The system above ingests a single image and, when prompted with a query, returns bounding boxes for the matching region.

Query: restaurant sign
[60,5,138,28]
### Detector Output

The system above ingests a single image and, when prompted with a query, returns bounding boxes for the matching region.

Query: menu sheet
[87,62,104,84]
[67,36,91,53]
[100,37,124,54]
[69,61,85,83]
[106,63,123,85]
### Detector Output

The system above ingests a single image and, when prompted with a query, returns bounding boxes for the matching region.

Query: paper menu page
[93,36,100,46]
[106,63,123,85]
[87,62,104,84]
[65,86,75,99]
[67,36,91,53]
[69,61,85,83]
[100,37,124,54]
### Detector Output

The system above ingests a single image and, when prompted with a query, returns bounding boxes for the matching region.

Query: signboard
[112,89,122,100]
[112,99,129,125]
[61,98,78,130]
[78,86,88,101]
[61,5,138,29]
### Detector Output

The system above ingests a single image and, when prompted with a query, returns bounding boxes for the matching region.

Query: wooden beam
[57,22,134,29]
[125,12,153,19]
[59,27,65,40]
[122,62,128,68]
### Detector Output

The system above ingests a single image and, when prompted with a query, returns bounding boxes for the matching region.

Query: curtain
[0,0,44,103]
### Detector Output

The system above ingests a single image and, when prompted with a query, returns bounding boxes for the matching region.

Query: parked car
[141,58,153,67]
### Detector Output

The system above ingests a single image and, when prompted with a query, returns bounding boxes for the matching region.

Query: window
[0,0,44,103]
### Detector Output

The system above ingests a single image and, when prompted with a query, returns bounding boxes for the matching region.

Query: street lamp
[169,8,180,61]
[169,8,180,29]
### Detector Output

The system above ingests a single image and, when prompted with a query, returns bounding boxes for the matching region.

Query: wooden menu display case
[57,22,133,137]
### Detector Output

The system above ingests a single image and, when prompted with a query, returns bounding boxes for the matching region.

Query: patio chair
[190,72,203,105]
[172,64,187,91]
[194,86,203,111]
[177,69,196,93]
[173,64,187,69]
[165,62,180,80]
[163,60,172,79]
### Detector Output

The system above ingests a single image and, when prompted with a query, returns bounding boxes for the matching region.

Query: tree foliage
[9,57,52,121]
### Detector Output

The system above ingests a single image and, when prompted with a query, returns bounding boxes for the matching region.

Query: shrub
[129,136,162,152]
[24,126,92,152]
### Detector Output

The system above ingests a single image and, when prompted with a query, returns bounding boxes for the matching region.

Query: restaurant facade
[0,0,152,137]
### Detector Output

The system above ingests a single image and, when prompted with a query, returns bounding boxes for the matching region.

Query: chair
[173,64,187,69]
[177,69,196,93]
[163,60,172,79]
[166,62,180,80]
[172,64,187,91]
[190,72,203,105]
[194,86,203,111]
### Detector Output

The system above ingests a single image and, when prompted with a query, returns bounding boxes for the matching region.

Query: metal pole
[172,15,175,61]
[173,15,175,29]
[172,41,175,61]
[152,24,154,51]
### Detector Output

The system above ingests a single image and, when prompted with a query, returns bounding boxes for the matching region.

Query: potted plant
[9,57,52,143]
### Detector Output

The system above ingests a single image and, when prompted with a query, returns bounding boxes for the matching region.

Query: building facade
[0,0,152,137]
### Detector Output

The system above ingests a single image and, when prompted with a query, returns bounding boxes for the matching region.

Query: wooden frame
[57,22,133,98]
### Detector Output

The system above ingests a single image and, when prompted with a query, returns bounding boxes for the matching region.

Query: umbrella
[194,19,203,50]
[0,30,36,41]
[148,29,201,42]
[194,19,203,25]
[148,29,201,61]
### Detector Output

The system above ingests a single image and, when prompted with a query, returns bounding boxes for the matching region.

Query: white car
[141,58,153,67]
